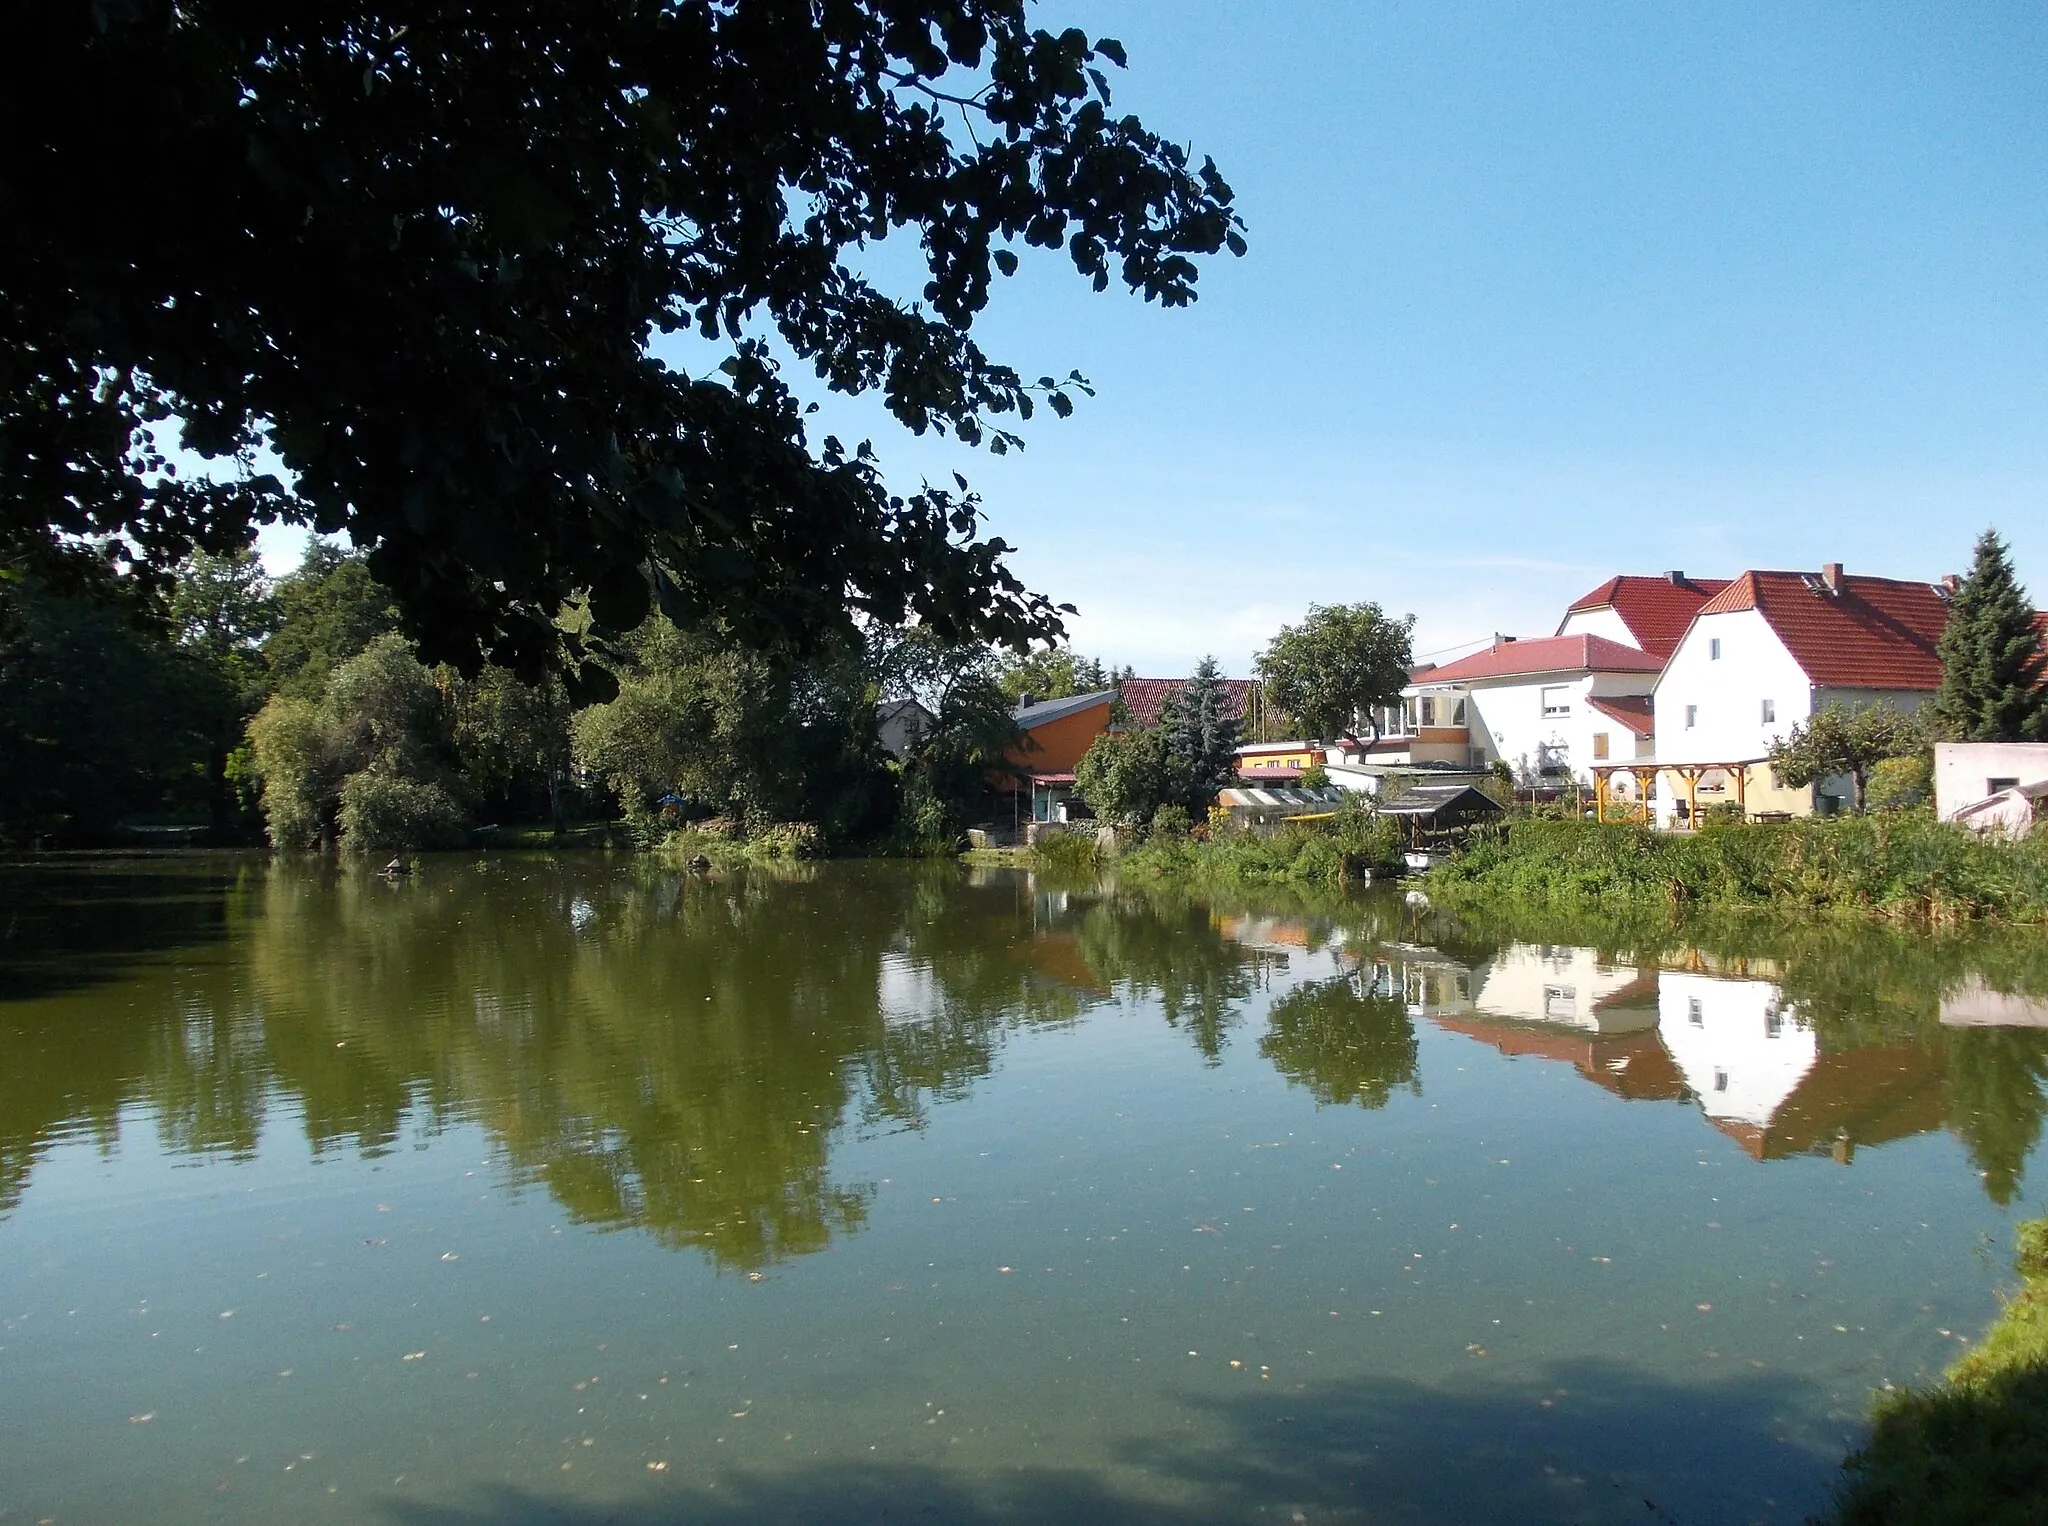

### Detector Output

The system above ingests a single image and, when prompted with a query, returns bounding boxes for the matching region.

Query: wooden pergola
[1592,761,1764,826]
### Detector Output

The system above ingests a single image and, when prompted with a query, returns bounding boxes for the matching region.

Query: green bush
[1031,828,1101,873]
[337,772,469,852]
[1826,1216,2048,1525]
[1430,816,2048,924]
[1867,753,1934,813]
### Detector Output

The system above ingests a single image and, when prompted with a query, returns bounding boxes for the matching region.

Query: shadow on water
[0,853,250,1000]
[375,1359,1834,1526]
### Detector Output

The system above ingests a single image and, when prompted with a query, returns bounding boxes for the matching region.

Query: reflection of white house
[1656,972,1816,1131]
[1470,945,1660,1034]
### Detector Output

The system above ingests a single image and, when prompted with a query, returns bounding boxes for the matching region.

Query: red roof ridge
[1415,632,1660,685]
[1690,569,1950,689]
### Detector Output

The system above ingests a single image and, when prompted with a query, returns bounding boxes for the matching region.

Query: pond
[2,855,2046,1525]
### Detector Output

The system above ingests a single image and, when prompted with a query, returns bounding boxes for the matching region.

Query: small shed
[1377,783,1504,833]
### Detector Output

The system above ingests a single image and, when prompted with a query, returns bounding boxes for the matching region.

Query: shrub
[1150,804,1192,840]
[1031,828,1101,874]
[1867,753,1934,813]
[337,772,469,852]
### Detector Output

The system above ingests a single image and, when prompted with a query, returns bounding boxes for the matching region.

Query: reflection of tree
[1071,894,1258,1063]
[1261,975,1419,1109]
[1945,1029,2048,1206]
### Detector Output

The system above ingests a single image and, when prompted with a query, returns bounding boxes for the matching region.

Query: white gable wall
[1556,606,1635,645]
[1651,609,1814,824]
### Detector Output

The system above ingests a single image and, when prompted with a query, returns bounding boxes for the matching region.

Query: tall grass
[1430,816,2048,924]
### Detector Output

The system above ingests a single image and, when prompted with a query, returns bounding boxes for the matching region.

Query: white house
[1556,571,1731,662]
[1400,633,1664,788]
[1935,742,2048,830]
[1647,565,1950,826]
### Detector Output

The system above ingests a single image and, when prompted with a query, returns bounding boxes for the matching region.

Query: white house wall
[1651,609,1814,824]
[1427,672,1656,786]
[1556,606,1636,646]
[1657,971,1818,1128]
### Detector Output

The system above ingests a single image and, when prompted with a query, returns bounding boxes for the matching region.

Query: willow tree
[5,2,1242,692]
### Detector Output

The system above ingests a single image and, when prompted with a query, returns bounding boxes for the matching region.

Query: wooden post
[1734,765,1748,819]
[1685,767,1700,829]
[1595,769,1609,823]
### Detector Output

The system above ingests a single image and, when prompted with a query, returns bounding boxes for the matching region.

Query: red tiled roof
[1414,633,1662,685]
[1120,677,1262,729]
[1586,694,1655,736]
[1695,571,1949,689]
[1562,574,1732,661]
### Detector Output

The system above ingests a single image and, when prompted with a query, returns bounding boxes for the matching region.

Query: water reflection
[3,857,2048,1268]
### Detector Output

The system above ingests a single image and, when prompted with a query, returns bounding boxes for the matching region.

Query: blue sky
[269,1,2048,676]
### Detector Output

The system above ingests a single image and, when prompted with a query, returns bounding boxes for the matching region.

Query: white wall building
[1648,565,1950,825]
[1935,742,2048,825]
[1402,633,1663,788]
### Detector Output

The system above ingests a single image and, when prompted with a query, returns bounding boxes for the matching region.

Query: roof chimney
[1820,562,1844,594]
[1941,573,1961,597]
[1017,692,1036,710]
[1665,569,1687,586]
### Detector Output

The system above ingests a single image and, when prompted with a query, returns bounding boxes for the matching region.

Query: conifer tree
[1932,529,2048,742]
[1161,657,1243,810]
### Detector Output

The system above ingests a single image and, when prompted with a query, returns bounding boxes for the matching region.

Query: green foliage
[1075,726,1187,825]
[1768,702,1929,811]
[1161,656,1242,807]
[1255,602,1416,741]
[1826,1217,2048,1526]
[1298,762,1330,790]
[261,546,400,702]
[879,632,1025,849]
[1932,528,2048,743]
[571,616,890,843]
[994,648,1122,704]
[246,633,467,849]
[1030,829,1101,874]
[1431,817,2048,924]
[10,4,1238,675]
[1867,752,1934,813]
[1260,977,1419,1109]
[336,773,469,853]
[0,576,225,842]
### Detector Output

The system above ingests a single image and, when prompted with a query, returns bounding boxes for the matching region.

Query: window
[1541,686,1571,717]
[1765,1006,1783,1039]
[1544,986,1577,1020]
[1991,776,2021,794]
[1452,698,1467,725]
[1709,638,1722,660]
[1419,696,1436,727]
[1685,704,1698,729]
[1713,1068,1729,1093]
[1688,997,1703,1027]
[1637,733,1655,759]
[1761,698,1775,724]
[1592,732,1610,761]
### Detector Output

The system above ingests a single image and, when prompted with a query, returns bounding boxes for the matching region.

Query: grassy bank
[1826,1217,2048,1525]
[1428,816,2048,924]
[1108,807,1406,890]
[652,821,823,867]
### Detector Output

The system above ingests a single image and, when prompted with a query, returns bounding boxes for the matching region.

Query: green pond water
[4,855,2048,1525]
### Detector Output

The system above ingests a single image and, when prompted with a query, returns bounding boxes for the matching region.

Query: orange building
[1005,690,1116,823]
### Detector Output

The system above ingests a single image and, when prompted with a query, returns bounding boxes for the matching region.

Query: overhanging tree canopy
[4,1,1241,694]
